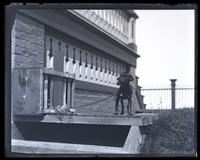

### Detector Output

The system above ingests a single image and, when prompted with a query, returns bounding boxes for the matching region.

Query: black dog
[114,73,134,115]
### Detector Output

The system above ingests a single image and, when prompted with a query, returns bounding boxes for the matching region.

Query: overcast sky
[135,10,195,88]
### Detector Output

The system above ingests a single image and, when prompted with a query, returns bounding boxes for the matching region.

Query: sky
[135,10,195,88]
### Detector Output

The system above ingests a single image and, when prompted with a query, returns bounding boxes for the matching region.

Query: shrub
[139,108,195,155]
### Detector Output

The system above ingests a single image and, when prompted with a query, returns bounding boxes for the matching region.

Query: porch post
[67,79,71,106]
[49,77,54,109]
[43,75,48,109]
[129,65,136,115]
[63,78,66,107]
[70,79,75,108]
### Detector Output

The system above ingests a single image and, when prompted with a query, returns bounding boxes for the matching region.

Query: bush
[139,108,195,155]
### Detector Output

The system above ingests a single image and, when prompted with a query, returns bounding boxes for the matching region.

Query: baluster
[48,38,54,69]
[116,64,118,77]
[103,10,107,30]
[105,11,108,30]
[111,10,115,35]
[72,48,76,74]
[85,52,88,79]
[124,15,127,43]
[85,10,89,18]
[90,54,93,80]
[91,10,96,22]
[119,11,121,33]
[98,10,103,28]
[93,10,98,23]
[108,61,111,84]
[79,50,82,78]
[104,60,107,83]
[87,10,92,20]
[112,10,116,36]
[43,75,48,110]
[96,10,101,26]
[121,12,124,41]
[95,56,98,81]
[107,10,111,33]
[65,45,69,73]
[116,10,121,39]
[101,10,104,25]
[115,11,119,38]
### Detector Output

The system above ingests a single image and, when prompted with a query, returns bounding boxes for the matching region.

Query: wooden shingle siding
[12,13,45,69]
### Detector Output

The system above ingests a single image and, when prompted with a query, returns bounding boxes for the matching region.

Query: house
[10,6,157,154]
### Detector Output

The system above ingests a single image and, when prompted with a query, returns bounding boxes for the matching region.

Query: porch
[11,67,158,154]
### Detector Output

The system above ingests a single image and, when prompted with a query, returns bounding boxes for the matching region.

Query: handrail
[42,68,75,79]
[136,87,145,110]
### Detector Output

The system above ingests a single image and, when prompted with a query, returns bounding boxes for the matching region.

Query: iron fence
[141,84,194,110]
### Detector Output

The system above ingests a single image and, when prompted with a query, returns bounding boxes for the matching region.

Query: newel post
[170,79,177,110]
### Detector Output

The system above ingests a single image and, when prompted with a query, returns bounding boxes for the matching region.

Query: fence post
[170,79,177,110]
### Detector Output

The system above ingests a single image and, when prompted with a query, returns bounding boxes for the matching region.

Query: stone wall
[11,13,45,69]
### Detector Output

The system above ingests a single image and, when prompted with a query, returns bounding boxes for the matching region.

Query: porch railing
[72,10,129,45]
[42,68,75,112]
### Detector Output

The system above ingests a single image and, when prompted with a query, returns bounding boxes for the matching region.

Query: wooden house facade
[9,7,157,154]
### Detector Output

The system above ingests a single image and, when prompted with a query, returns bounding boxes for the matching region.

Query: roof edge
[127,10,139,19]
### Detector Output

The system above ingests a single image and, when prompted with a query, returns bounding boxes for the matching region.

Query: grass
[139,108,195,155]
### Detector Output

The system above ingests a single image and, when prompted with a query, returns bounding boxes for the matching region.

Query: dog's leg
[128,97,133,116]
[127,99,129,115]
[130,97,132,113]
[114,96,120,115]
[120,98,124,115]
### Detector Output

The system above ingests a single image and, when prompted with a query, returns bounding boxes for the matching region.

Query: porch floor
[13,112,158,126]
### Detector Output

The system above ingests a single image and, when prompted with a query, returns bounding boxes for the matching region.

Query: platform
[13,112,158,126]
[12,113,158,154]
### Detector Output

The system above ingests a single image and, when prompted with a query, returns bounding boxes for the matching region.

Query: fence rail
[141,80,194,110]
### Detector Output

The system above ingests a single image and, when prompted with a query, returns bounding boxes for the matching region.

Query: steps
[135,76,146,111]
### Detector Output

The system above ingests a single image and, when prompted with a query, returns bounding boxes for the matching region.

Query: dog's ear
[128,75,134,81]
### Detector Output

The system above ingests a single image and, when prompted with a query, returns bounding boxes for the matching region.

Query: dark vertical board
[53,76,64,107]
[67,80,71,106]
[52,38,64,107]
[70,80,75,108]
